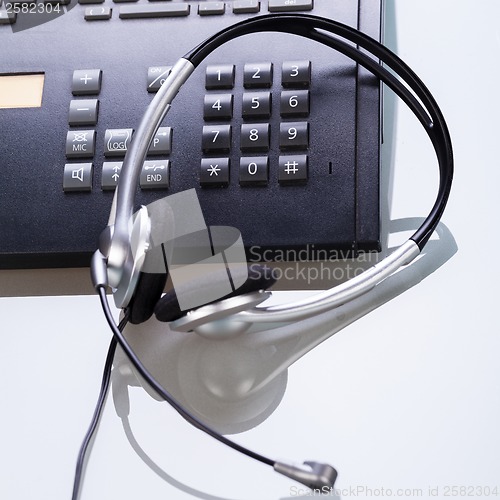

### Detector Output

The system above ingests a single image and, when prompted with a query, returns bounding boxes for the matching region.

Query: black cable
[97,285,275,468]
[71,314,129,500]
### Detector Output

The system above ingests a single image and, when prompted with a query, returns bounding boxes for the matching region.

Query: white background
[1,1,500,499]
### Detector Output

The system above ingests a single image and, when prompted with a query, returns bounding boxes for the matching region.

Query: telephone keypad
[201,60,312,187]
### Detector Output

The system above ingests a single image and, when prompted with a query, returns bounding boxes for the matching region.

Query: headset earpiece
[154,263,276,323]
[127,272,168,325]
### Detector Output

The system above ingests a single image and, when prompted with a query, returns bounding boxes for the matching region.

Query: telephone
[0,0,382,269]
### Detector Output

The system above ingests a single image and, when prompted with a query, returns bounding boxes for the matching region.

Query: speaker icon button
[63,163,93,192]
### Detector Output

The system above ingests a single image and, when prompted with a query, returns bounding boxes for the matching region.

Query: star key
[200,158,229,187]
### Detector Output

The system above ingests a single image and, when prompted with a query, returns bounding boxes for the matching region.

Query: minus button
[69,99,99,126]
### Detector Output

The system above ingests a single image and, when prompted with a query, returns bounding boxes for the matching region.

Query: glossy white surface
[1,1,500,499]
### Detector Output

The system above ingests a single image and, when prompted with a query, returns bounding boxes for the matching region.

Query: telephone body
[0,0,383,268]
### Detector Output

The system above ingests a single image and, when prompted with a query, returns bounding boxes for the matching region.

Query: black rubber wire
[97,286,275,468]
[71,314,129,500]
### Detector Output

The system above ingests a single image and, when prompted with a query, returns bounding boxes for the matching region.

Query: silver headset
[87,13,453,491]
[91,14,453,338]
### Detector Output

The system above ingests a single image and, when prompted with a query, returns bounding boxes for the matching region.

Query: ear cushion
[154,264,276,323]
[127,272,168,325]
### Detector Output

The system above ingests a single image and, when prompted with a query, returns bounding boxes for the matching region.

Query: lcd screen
[0,74,45,109]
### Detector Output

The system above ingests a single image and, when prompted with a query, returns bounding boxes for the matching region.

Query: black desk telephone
[0,0,382,269]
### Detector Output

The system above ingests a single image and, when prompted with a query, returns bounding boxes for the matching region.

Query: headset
[86,12,453,496]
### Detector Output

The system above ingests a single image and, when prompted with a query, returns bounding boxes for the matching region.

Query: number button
[239,157,269,185]
[202,125,232,152]
[282,60,311,87]
[280,90,310,117]
[243,62,273,88]
[240,123,270,151]
[279,122,309,150]
[242,92,271,119]
[204,94,233,120]
[206,65,235,89]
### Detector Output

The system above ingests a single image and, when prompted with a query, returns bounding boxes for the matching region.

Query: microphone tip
[274,460,338,490]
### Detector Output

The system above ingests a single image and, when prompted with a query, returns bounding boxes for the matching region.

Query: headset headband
[93,13,453,333]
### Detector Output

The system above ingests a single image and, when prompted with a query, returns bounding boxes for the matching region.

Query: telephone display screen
[0,74,45,109]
